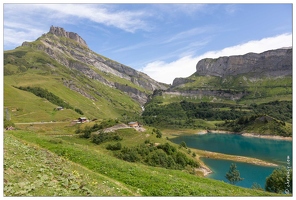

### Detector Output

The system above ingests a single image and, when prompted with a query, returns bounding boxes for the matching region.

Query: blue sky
[3,2,293,84]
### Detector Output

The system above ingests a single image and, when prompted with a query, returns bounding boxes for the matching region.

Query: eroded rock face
[49,26,88,47]
[114,83,148,105]
[172,78,194,87]
[195,48,292,78]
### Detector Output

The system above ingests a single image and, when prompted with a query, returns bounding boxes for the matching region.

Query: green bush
[106,142,122,151]
[265,166,292,194]
[74,108,84,115]
[4,119,15,129]
[115,142,199,170]
[91,132,122,145]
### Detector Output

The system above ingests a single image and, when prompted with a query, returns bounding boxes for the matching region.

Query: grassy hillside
[4,45,144,123]
[174,73,292,104]
[4,126,278,196]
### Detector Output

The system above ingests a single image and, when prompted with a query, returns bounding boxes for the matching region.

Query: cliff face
[195,48,292,78]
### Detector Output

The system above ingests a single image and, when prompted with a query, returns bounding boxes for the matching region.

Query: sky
[3,2,293,84]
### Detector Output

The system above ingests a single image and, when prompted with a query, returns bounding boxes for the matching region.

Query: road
[15,121,68,125]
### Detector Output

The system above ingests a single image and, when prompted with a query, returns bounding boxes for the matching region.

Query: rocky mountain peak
[49,26,88,47]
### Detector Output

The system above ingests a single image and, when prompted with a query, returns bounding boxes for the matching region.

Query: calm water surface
[201,158,276,189]
[171,133,292,189]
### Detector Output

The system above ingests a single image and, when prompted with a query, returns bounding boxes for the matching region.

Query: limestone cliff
[195,48,292,78]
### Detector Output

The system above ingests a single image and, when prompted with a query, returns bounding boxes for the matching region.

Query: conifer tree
[225,163,244,185]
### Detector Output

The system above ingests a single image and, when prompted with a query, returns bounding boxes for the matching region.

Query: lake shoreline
[193,148,278,177]
[177,129,292,141]
[208,130,292,141]
[164,129,292,141]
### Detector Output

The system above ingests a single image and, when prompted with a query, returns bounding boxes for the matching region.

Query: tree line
[16,86,84,115]
[142,100,292,129]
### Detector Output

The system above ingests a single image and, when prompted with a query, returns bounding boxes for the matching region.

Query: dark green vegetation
[114,142,199,170]
[142,99,292,136]
[265,167,292,194]
[75,121,198,171]
[225,163,244,185]
[222,114,291,137]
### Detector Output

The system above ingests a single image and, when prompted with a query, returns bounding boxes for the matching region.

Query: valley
[3,26,292,196]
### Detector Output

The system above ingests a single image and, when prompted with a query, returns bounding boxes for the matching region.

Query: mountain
[168,48,292,103]
[4,26,167,123]
[142,48,292,136]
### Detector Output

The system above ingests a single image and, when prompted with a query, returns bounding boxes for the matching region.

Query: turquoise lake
[171,133,292,189]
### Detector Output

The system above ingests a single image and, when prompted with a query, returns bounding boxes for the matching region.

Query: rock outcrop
[195,48,292,78]
[172,78,194,87]
[49,26,88,47]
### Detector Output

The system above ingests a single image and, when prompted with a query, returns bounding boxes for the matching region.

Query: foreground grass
[4,133,138,196]
[4,130,278,196]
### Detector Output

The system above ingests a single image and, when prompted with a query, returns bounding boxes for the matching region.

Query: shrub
[115,142,199,170]
[265,166,292,193]
[74,108,84,115]
[91,132,122,145]
[106,142,122,151]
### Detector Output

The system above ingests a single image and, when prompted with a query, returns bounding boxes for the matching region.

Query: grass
[4,38,147,123]
[4,133,138,196]
[172,74,292,105]
[4,128,280,196]
[4,71,142,123]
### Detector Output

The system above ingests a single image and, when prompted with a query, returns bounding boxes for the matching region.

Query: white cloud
[141,33,292,84]
[33,4,150,33]
[3,4,151,49]
[4,22,45,47]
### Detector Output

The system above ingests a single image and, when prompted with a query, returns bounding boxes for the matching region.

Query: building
[128,121,139,127]
[56,106,64,111]
[5,126,15,131]
[78,117,87,123]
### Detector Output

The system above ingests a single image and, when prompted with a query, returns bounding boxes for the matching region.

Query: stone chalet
[78,117,87,123]
[128,121,139,127]
[56,106,64,111]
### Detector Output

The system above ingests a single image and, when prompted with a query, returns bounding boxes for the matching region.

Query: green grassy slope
[4,129,277,196]
[4,133,139,196]
[174,73,292,104]
[4,45,144,123]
